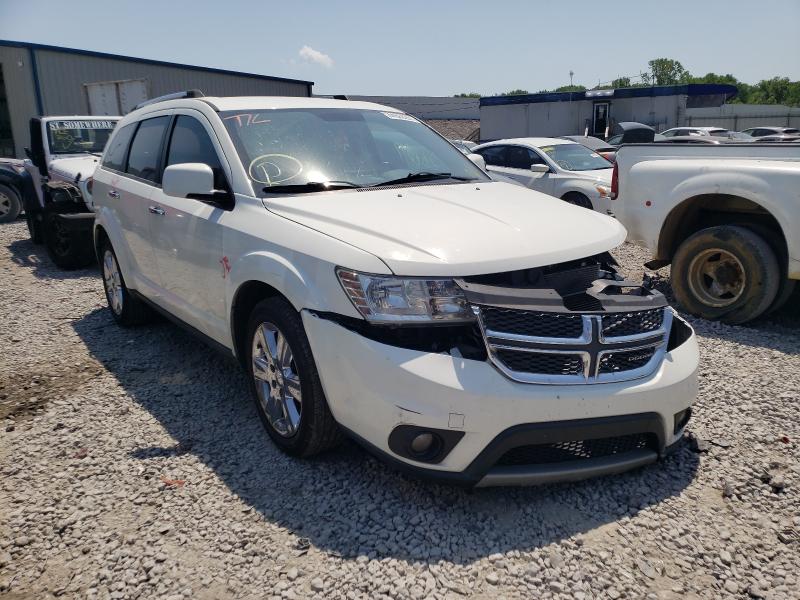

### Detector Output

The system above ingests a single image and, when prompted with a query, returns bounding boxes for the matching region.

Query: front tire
[43,207,94,269]
[246,297,342,457]
[0,184,21,224]
[672,225,780,324]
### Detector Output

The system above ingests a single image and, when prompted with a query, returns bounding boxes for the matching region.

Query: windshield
[46,120,117,155]
[539,143,612,171]
[221,108,488,190]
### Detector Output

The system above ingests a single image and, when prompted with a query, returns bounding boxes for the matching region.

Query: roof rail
[132,89,205,112]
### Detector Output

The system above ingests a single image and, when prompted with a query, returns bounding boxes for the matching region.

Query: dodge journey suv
[92,91,699,486]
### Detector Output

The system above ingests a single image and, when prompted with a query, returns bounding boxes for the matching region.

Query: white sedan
[473,138,614,213]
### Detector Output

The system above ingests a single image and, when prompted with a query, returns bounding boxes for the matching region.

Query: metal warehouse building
[479,83,737,141]
[0,40,313,158]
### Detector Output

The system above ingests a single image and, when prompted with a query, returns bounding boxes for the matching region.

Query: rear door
[106,116,170,291]
[147,111,231,343]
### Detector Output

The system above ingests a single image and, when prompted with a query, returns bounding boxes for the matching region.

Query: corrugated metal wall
[480,96,685,141]
[34,49,309,115]
[0,45,39,157]
[0,43,311,158]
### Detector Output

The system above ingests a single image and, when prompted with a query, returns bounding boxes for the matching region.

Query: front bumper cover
[303,311,699,487]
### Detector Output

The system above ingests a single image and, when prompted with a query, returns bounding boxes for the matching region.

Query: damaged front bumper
[302,308,698,487]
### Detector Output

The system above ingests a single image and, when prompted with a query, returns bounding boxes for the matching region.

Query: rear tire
[0,184,21,224]
[561,192,593,210]
[765,278,796,315]
[246,297,342,457]
[43,207,94,269]
[100,240,153,326]
[671,225,780,324]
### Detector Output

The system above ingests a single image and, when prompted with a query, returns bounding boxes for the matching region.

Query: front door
[148,112,230,344]
[593,102,611,138]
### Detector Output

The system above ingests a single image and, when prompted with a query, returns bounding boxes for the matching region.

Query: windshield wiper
[262,181,361,194]
[371,172,474,187]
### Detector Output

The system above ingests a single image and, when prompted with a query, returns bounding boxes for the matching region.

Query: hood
[265,181,626,276]
[48,155,101,182]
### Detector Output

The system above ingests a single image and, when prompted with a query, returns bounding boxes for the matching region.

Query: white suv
[92,92,699,487]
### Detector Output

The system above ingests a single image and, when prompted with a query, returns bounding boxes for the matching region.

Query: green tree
[502,89,530,96]
[453,92,481,98]
[643,58,691,86]
[611,76,632,88]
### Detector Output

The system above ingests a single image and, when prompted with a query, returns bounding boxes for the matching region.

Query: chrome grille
[601,309,664,339]
[495,349,585,376]
[473,305,672,385]
[480,307,584,339]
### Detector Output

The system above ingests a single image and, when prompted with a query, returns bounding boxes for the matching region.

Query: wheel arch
[92,212,137,286]
[230,280,286,368]
[656,193,789,274]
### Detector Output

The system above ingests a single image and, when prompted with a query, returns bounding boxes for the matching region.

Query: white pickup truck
[611,143,800,324]
[23,116,120,267]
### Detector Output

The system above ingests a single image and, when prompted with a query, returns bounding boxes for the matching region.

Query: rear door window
[166,115,227,190]
[102,123,137,172]
[126,116,170,183]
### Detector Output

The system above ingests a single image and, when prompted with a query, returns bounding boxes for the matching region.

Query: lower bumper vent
[495,433,657,466]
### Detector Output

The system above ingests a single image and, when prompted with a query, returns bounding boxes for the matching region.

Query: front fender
[226,249,364,320]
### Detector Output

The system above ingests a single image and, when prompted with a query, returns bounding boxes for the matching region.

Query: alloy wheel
[251,322,303,437]
[102,249,124,315]
[687,248,746,308]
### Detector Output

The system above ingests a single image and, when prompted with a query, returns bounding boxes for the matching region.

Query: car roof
[477,137,573,148]
[201,96,402,113]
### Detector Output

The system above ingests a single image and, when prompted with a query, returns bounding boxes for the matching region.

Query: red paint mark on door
[220,256,231,278]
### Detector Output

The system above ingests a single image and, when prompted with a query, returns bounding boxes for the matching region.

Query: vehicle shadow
[72,306,700,565]
[5,234,98,281]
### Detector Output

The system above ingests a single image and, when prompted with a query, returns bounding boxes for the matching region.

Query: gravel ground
[1,219,798,600]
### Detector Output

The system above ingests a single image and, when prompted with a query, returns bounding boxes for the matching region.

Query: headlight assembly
[336,268,474,324]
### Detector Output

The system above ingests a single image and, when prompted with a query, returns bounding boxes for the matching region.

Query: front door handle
[107,190,120,199]
[148,205,165,215]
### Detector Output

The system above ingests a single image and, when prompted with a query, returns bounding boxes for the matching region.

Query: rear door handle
[148,205,165,215]
[107,190,120,199]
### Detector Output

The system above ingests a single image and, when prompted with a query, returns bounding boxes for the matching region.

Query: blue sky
[1,0,798,96]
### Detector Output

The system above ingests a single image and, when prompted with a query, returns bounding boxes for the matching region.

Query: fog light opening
[408,432,442,460]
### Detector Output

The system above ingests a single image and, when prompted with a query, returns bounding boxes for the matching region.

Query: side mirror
[163,163,215,198]
[530,164,549,173]
[467,153,486,170]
